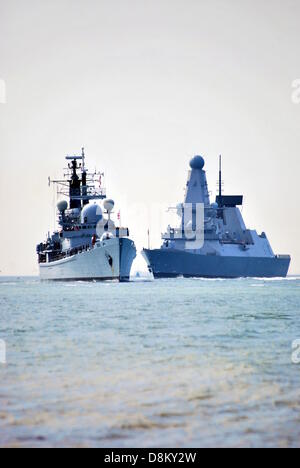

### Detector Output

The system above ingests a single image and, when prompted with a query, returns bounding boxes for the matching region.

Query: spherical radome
[81,203,103,224]
[57,200,68,212]
[190,155,205,170]
[104,199,115,213]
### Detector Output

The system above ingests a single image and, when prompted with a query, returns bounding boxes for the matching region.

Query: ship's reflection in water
[0,276,300,448]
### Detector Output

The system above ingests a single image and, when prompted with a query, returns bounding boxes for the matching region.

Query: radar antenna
[81,147,85,171]
[219,154,222,201]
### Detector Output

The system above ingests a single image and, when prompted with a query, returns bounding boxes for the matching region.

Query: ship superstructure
[37,149,136,281]
[143,155,290,278]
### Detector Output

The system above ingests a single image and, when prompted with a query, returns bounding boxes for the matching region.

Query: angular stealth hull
[143,249,291,279]
[40,238,136,282]
[142,155,291,280]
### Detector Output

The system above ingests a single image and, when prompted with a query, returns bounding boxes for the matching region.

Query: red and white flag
[117,211,121,221]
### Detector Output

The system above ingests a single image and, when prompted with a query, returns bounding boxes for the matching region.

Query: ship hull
[39,238,136,282]
[143,249,291,279]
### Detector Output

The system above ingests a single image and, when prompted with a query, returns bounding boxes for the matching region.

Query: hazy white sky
[0,0,300,275]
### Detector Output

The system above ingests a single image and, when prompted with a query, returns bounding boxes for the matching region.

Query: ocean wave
[253,277,300,282]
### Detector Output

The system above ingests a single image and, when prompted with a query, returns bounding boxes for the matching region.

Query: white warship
[37,149,136,281]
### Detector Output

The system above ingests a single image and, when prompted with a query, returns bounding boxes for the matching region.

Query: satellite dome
[104,199,115,213]
[211,202,218,210]
[100,232,114,242]
[57,200,68,212]
[81,203,103,224]
[190,155,205,170]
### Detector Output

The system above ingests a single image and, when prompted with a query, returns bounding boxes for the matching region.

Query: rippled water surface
[0,276,300,448]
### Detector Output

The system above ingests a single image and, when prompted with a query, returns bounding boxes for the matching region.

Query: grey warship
[143,155,290,279]
[37,149,136,281]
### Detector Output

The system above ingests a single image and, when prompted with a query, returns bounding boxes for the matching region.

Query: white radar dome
[57,200,68,212]
[104,199,115,213]
[81,203,103,224]
[100,232,114,241]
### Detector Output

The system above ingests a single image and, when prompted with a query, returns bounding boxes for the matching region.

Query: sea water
[0,276,300,448]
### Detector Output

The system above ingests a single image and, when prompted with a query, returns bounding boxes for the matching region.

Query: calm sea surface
[0,276,300,448]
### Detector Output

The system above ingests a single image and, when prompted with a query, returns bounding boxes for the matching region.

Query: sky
[0,0,300,275]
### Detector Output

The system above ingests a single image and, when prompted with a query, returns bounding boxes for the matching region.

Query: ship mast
[48,149,106,209]
[81,147,85,171]
[218,154,222,203]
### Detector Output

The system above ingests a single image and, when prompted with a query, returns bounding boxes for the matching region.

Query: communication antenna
[219,154,222,200]
[81,147,85,171]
